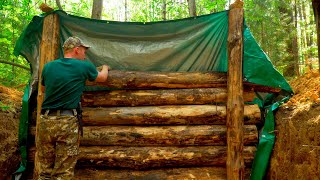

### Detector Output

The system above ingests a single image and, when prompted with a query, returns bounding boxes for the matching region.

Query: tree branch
[0,60,30,71]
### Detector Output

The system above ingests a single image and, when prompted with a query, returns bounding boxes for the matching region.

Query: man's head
[63,36,90,60]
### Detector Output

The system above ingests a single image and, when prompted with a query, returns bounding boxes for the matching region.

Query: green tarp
[14,10,292,179]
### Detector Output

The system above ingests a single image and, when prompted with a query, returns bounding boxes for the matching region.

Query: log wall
[28,69,270,179]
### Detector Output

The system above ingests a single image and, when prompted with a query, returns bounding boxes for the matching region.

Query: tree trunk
[82,88,256,107]
[162,0,166,20]
[78,105,261,126]
[55,0,63,10]
[125,0,128,21]
[312,0,320,72]
[91,0,103,20]
[86,70,281,93]
[187,0,197,17]
[28,146,256,169]
[293,0,300,76]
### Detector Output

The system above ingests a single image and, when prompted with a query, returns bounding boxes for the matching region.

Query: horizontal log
[29,125,258,146]
[82,88,256,107]
[86,70,227,89]
[86,70,281,93]
[26,166,252,179]
[28,146,256,169]
[82,125,257,146]
[82,104,261,125]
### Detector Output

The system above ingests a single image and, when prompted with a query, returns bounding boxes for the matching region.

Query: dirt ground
[0,71,319,179]
[0,85,23,179]
[268,70,320,179]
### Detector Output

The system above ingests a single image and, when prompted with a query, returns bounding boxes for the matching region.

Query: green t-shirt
[41,58,98,109]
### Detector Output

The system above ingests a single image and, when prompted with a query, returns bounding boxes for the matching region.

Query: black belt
[42,109,77,116]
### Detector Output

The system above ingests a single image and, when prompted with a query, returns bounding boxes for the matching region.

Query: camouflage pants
[33,114,80,180]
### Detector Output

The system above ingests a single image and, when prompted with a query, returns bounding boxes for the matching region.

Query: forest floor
[0,70,319,179]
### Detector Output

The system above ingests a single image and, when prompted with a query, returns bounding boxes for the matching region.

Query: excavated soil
[0,85,23,179]
[268,70,320,179]
[0,71,320,179]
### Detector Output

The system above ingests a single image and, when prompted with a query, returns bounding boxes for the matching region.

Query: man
[34,36,109,179]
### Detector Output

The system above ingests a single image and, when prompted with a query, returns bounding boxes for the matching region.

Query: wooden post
[35,8,60,152]
[226,0,245,180]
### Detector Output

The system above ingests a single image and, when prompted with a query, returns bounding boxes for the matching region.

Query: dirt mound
[0,85,23,179]
[268,71,320,179]
[286,70,320,105]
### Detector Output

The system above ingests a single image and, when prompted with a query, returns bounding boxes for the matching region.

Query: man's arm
[95,65,109,82]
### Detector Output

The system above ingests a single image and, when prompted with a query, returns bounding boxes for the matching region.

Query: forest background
[1,0,319,89]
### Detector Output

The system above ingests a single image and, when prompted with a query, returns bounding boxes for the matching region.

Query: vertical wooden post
[226,0,244,180]
[36,13,60,141]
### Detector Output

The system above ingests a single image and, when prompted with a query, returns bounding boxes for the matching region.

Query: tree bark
[187,0,197,17]
[293,0,300,76]
[82,88,256,107]
[91,0,103,19]
[27,166,252,180]
[81,125,258,146]
[28,146,256,169]
[55,0,63,10]
[125,0,128,21]
[312,0,320,72]
[79,105,261,126]
[227,1,245,179]
[29,125,258,146]
[162,0,167,20]
[86,70,281,93]
[36,11,60,156]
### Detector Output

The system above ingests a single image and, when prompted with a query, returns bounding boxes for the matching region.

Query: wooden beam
[28,146,256,169]
[82,88,256,107]
[29,125,258,146]
[80,104,261,126]
[85,70,281,93]
[35,12,60,156]
[26,166,253,179]
[227,1,245,180]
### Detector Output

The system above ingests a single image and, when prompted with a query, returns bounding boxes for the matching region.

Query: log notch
[81,105,261,126]
[28,146,256,169]
[82,88,256,107]
[35,9,60,158]
[227,0,245,179]
[28,125,258,146]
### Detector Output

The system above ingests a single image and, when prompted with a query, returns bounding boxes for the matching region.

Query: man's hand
[95,65,109,82]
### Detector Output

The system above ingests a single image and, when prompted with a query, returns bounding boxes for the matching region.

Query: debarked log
[28,146,256,169]
[26,165,252,179]
[73,167,252,180]
[28,125,258,146]
[81,105,261,125]
[85,70,281,93]
[81,125,257,146]
[82,88,256,107]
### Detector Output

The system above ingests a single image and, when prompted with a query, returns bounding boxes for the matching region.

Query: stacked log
[28,70,270,179]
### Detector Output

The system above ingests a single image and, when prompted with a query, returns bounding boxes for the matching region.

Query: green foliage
[0,0,34,87]
[0,0,318,87]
